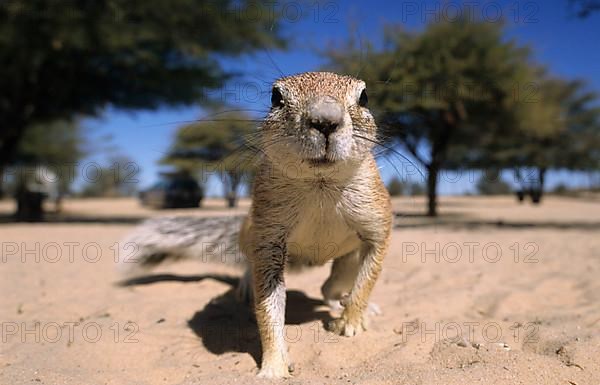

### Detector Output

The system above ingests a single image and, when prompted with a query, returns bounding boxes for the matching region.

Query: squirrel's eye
[271,87,284,108]
[358,89,368,107]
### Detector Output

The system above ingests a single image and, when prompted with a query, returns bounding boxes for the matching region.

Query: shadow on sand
[0,213,147,225]
[392,211,600,230]
[118,273,331,366]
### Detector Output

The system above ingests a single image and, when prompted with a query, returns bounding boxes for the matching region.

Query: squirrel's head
[261,72,378,178]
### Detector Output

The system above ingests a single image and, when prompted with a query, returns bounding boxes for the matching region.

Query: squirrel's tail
[118,215,247,275]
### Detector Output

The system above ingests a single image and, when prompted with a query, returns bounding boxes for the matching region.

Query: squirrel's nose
[307,96,343,137]
[310,119,339,137]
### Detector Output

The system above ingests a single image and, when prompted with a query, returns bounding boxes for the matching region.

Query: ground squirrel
[121,72,392,378]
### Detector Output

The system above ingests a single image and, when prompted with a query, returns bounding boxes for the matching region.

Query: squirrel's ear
[271,87,284,108]
[358,89,368,107]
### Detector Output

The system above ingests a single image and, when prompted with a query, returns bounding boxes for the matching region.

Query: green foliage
[5,120,84,195]
[164,111,257,172]
[326,17,599,211]
[407,182,425,196]
[552,183,570,195]
[0,0,284,167]
[163,111,258,206]
[78,155,138,198]
[326,17,535,215]
[385,177,425,197]
[476,169,512,195]
[386,177,405,196]
[481,76,600,195]
[15,120,83,165]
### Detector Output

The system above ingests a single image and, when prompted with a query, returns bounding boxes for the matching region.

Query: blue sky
[82,0,600,196]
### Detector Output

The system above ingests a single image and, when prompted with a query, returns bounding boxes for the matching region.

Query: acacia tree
[0,0,284,217]
[163,111,257,207]
[5,120,83,220]
[326,18,533,216]
[1,119,81,197]
[482,76,600,202]
[78,154,139,198]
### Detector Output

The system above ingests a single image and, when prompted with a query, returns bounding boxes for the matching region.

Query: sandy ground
[1,196,599,385]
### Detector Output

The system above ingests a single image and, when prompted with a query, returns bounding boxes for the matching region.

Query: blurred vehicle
[140,176,203,209]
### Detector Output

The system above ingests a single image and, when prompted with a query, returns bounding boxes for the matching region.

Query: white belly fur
[286,192,361,266]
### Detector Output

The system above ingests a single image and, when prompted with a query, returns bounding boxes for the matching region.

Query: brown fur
[240,72,392,378]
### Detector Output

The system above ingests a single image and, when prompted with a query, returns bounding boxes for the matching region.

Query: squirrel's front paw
[257,354,292,379]
[257,365,291,379]
[326,299,382,316]
[327,313,369,337]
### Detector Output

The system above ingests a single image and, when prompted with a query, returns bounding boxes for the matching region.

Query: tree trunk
[531,167,546,204]
[426,163,439,217]
[0,114,27,169]
[15,186,45,222]
[0,165,4,198]
[225,171,241,208]
[425,113,456,218]
[226,194,237,208]
[2,115,37,216]
[513,168,527,202]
